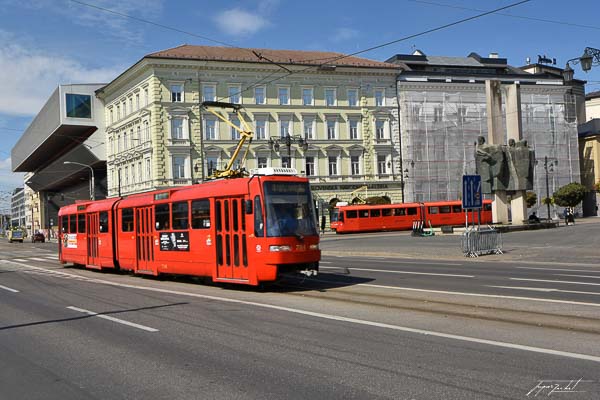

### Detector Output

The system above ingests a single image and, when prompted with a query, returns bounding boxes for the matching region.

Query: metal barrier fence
[461,227,503,257]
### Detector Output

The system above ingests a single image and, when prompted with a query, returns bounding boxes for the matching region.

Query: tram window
[172,201,189,230]
[122,208,134,232]
[338,212,344,222]
[483,203,492,211]
[452,205,462,213]
[191,199,211,229]
[394,208,406,216]
[440,206,451,214]
[346,210,358,218]
[429,207,439,214]
[359,210,369,218]
[99,212,109,233]
[232,199,239,231]
[382,209,392,217]
[61,216,68,233]
[155,204,170,230]
[370,209,381,217]
[253,195,264,237]
[406,207,417,215]
[78,214,86,233]
[69,214,76,233]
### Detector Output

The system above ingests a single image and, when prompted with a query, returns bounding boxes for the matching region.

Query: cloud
[0,34,123,116]
[332,28,359,43]
[213,7,270,36]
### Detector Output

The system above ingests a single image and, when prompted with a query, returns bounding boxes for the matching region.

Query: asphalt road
[1,222,600,399]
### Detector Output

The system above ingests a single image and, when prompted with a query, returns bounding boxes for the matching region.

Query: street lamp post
[563,47,600,80]
[268,134,309,166]
[64,161,95,201]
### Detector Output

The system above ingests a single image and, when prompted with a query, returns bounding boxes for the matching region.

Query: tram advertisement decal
[159,232,190,251]
[63,233,78,248]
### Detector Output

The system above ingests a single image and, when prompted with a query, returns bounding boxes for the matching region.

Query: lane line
[0,285,19,293]
[66,306,159,332]
[355,283,600,307]
[487,286,600,296]
[4,260,600,363]
[13,259,27,262]
[517,267,600,273]
[326,257,462,266]
[319,266,473,278]
[511,278,600,287]
[30,257,48,261]
[556,274,600,280]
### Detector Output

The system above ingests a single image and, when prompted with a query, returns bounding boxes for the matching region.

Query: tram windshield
[264,181,318,238]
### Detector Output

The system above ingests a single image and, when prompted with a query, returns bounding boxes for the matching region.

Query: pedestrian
[563,208,568,226]
[320,214,326,236]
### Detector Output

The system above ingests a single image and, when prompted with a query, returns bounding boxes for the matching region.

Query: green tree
[525,191,537,208]
[552,182,586,208]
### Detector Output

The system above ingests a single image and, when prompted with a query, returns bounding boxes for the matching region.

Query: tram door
[215,198,248,281]
[86,213,100,267]
[135,207,155,274]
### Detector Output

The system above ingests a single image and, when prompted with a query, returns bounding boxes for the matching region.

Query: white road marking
[67,306,159,332]
[556,274,600,280]
[347,259,462,266]
[511,278,600,287]
[4,260,600,363]
[45,256,57,259]
[30,257,48,261]
[517,267,600,273]
[356,283,600,308]
[13,259,27,262]
[319,266,473,278]
[0,285,19,293]
[487,286,600,296]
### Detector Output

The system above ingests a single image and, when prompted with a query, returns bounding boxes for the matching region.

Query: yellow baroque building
[96,45,402,211]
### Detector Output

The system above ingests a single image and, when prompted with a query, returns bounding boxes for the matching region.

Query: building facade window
[255,118,267,140]
[278,87,290,105]
[327,118,337,140]
[171,118,185,139]
[171,84,183,102]
[173,156,187,179]
[328,156,338,176]
[302,87,313,106]
[305,156,315,176]
[375,119,385,139]
[205,118,217,140]
[116,105,121,120]
[325,88,336,106]
[351,155,360,175]
[203,84,216,102]
[230,116,240,140]
[349,119,359,139]
[281,156,291,168]
[254,86,266,104]
[348,89,358,107]
[145,158,151,181]
[123,132,128,150]
[228,85,241,104]
[109,108,113,124]
[143,121,150,141]
[375,88,385,106]
[122,101,127,116]
[144,88,149,106]
[129,97,133,112]
[136,93,140,110]
[257,157,267,168]
[279,117,290,138]
[377,155,387,175]
[206,157,218,175]
[303,118,314,140]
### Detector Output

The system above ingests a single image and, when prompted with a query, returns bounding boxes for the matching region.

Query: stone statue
[475,136,509,194]
[505,139,535,191]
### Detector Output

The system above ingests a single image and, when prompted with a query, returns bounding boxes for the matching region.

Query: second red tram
[58,168,320,286]
[330,200,492,234]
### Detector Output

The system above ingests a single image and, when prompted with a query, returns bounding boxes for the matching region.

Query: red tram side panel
[57,169,321,286]
[330,199,492,234]
[59,198,119,269]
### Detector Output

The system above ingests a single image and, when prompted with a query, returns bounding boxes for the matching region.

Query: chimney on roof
[489,52,499,59]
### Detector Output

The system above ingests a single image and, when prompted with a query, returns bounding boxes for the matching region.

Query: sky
[1,0,599,211]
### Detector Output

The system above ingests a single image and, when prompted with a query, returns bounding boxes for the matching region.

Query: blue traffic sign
[462,175,482,209]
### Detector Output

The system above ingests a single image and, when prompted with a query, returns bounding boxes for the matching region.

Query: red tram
[330,199,492,234]
[58,168,320,286]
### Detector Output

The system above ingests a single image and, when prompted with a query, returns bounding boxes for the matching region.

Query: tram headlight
[269,245,292,252]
